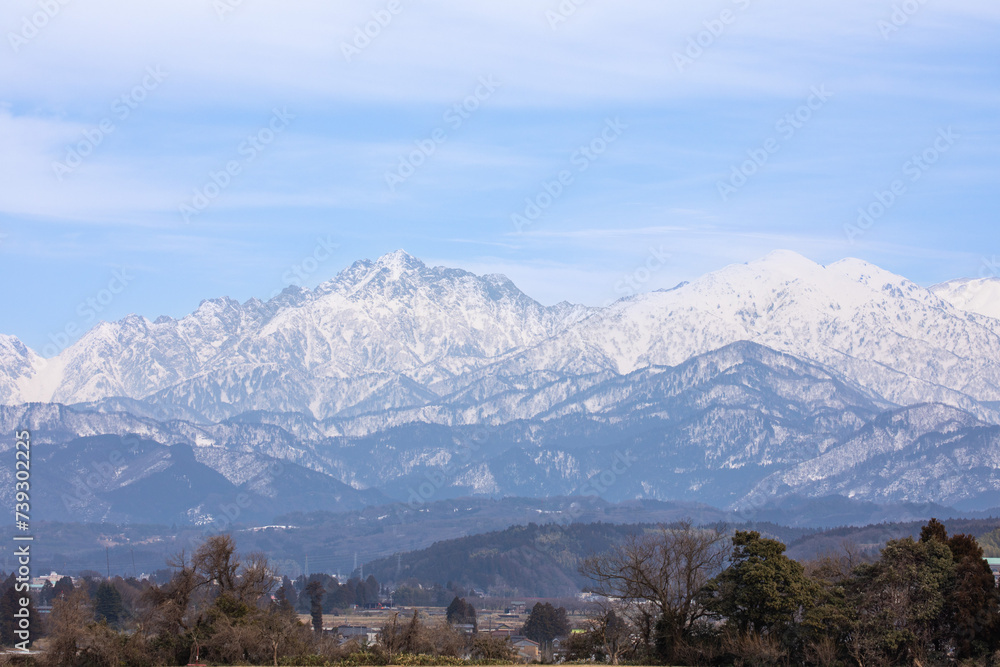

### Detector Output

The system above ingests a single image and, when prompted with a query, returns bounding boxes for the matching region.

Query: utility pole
[106,547,110,580]
[131,548,137,578]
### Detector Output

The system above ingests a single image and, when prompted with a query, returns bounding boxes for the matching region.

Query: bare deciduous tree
[579,520,727,658]
[42,588,92,667]
[470,634,516,662]
[379,611,407,664]
[585,601,632,665]
[189,534,275,605]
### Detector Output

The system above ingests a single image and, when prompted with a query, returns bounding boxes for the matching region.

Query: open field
[306,606,523,629]
[302,602,592,633]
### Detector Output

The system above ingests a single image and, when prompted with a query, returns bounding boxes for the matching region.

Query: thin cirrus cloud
[0,0,996,348]
[2,0,994,108]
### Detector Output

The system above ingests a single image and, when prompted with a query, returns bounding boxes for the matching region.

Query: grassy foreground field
[300,605,532,631]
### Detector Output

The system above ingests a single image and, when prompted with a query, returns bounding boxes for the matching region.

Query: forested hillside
[363,521,809,597]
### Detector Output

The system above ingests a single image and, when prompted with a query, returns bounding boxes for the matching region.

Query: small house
[511,637,540,663]
[335,625,379,644]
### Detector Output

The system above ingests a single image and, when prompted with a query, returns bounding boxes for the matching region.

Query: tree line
[2,518,999,665]
[570,518,1000,665]
[0,534,514,666]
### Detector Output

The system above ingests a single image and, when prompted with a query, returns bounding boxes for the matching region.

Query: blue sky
[0,0,998,353]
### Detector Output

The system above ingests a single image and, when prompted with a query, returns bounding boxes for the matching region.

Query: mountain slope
[7,250,1000,426]
[930,277,1000,320]
[0,342,909,516]
[14,251,590,421]
[493,251,1000,420]
[743,403,1000,509]
[0,433,388,524]
[3,250,1000,520]
[0,334,46,405]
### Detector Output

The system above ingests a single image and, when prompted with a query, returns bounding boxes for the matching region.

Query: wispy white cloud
[2,0,997,109]
[0,0,997,346]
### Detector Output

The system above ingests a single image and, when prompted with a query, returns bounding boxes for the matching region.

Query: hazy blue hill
[361,520,812,597]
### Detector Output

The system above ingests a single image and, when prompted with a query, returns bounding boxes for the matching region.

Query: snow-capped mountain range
[3,249,1000,523]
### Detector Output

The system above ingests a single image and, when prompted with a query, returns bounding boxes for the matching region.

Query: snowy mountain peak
[930,277,1000,320]
[315,250,432,297]
[3,250,1000,428]
[194,296,240,313]
[498,249,1000,418]
[828,256,911,288]
[6,250,1000,520]
[751,249,824,275]
[374,249,425,276]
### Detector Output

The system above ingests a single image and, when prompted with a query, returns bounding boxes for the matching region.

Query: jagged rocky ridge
[2,250,1000,523]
